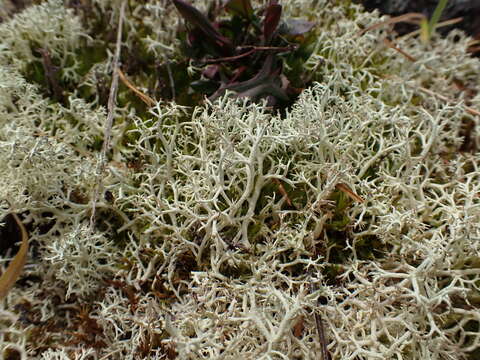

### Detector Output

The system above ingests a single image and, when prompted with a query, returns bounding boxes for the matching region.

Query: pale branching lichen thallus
[0,0,479,359]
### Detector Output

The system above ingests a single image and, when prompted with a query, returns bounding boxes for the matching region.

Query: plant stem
[429,0,449,38]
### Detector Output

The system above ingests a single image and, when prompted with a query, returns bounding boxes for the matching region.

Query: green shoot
[420,0,449,44]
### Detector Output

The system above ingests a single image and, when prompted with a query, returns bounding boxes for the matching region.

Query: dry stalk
[118,68,155,107]
[90,0,127,230]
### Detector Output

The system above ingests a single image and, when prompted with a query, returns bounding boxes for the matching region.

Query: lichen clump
[0,0,479,359]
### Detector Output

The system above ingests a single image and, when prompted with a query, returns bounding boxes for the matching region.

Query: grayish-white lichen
[0,0,479,359]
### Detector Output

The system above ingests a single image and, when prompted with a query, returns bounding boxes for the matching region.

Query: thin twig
[37,48,63,100]
[315,312,331,360]
[383,38,416,62]
[166,60,176,100]
[90,0,127,230]
[236,45,297,51]
[203,49,255,64]
[203,45,296,64]
[384,75,480,117]
[311,283,331,360]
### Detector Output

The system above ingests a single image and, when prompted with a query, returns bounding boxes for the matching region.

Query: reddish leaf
[203,65,219,79]
[172,0,233,52]
[263,1,282,42]
[210,55,288,102]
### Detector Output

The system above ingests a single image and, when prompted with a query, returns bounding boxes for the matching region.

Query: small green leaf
[428,0,449,38]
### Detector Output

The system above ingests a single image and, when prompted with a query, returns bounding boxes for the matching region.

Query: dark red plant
[171,0,315,109]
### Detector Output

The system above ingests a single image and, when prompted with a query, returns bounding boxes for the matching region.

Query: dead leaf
[0,213,28,299]
[272,178,294,207]
[293,315,305,338]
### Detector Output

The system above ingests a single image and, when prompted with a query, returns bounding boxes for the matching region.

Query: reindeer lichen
[0,0,479,359]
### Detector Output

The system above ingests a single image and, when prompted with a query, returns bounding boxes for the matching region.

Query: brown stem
[203,45,296,64]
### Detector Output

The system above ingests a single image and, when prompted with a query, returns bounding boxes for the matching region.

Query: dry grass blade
[383,38,416,62]
[0,213,28,299]
[355,12,425,37]
[90,0,126,230]
[335,183,364,203]
[118,68,155,107]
